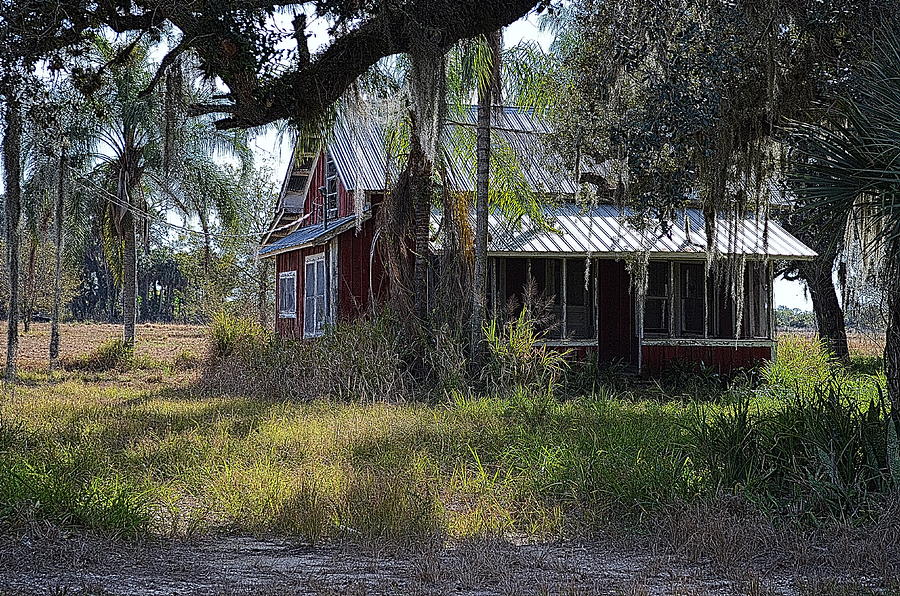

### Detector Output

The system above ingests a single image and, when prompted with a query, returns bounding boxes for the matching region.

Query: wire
[68,166,309,241]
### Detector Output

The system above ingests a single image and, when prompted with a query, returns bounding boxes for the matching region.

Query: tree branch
[177,0,542,129]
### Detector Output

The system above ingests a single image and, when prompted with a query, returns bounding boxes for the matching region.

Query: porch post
[669,261,675,338]
[703,259,709,339]
[561,258,567,338]
[768,260,775,339]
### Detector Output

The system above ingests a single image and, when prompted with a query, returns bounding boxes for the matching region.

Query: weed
[482,308,569,397]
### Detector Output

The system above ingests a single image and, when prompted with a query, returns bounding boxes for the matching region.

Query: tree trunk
[885,242,900,440]
[3,96,22,381]
[23,234,38,334]
[410,138,433,322]
[50,149,66,369]
[470,30,502,360]
[122,209,137,349]
[799,257,850,364]
[139,216,150,322]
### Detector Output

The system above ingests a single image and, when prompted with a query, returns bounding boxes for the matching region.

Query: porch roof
[259,214,359,258]
[430,203,816,260]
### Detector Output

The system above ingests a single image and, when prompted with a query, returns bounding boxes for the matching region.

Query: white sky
[250,11,812,310]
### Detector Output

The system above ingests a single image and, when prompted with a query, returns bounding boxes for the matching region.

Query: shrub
[63,338,132,372]
[0,456,151,536]
[173,349,201,370]
[201,311,422,402]
[209,311,264,360]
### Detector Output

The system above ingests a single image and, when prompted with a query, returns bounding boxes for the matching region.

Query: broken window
[278,271,297,319]
[746,262,771,338]
[497,257,595,340]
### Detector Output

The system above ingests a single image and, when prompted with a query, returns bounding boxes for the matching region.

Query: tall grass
[1,326,895,544]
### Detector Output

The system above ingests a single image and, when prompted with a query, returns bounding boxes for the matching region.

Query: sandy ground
[0,529,823,596]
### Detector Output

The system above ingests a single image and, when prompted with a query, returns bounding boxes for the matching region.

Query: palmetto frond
[790,27,900,251]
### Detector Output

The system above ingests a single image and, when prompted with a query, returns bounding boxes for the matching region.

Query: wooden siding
[641,344,772,373]
[597,259,636,364]
[275,245,326,338]
[337,216,386,320]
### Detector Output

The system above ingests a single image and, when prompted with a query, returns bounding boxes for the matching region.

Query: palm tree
[76,38,249,348]
[470,31,502,360]
[790,27,900,412]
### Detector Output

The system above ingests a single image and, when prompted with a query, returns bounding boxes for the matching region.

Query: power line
[68,166,306,241]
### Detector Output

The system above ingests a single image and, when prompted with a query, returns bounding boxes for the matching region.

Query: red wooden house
[259,109,816,373]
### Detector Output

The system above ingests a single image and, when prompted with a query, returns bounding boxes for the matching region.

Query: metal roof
[259,214,359,258]
[430,204,816,259]
[327,107,577,194]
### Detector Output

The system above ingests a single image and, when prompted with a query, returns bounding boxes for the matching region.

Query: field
[0,323,897,595]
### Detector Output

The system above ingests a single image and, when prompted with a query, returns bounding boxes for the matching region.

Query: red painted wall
[275,212,385,338]
[337,217,386,320]
[641,344,772,373]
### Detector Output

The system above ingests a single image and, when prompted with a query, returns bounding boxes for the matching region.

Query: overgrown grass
[0,323,893,552]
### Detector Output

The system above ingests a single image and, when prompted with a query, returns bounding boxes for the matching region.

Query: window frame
[324,155,339,219]
[277,270,297,319]
[494,257,597,342]
[678,262,705,336]
[304,253,327,338]
[642,261,671,336]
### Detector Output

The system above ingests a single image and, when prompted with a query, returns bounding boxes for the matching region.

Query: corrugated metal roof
[327,107,577,194]
[430,204,816,259]
[259,214,358,257]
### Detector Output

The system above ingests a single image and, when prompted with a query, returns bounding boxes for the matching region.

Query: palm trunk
[3,96,22,381]
[470,31,502,360]
[122,209,137,349]
[470,65,492,357]
[410,136,433,322]
[799,258,850,364]
[49,149,66,369]
[139,216,150,322]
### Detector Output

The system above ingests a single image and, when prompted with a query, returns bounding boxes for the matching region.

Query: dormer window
[324,155,338,218]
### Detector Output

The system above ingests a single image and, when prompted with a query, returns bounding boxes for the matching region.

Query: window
[680,263,704,335]
[304,254,327,337]
[564,258,594,339]
[746,263,771,338]
[643,262,670,334]
[324,155,338,218]
[278,271,297,319]
[498,257,595,340]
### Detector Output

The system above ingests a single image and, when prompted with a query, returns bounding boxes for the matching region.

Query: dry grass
[1,322,208,372]
[779,328,886,357]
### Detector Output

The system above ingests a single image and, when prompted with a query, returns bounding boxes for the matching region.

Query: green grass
[0,335,891,542]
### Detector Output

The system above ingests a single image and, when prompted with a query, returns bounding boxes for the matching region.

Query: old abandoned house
[259,108,816,373]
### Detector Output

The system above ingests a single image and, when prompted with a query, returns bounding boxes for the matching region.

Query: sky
[248,10,815,310]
